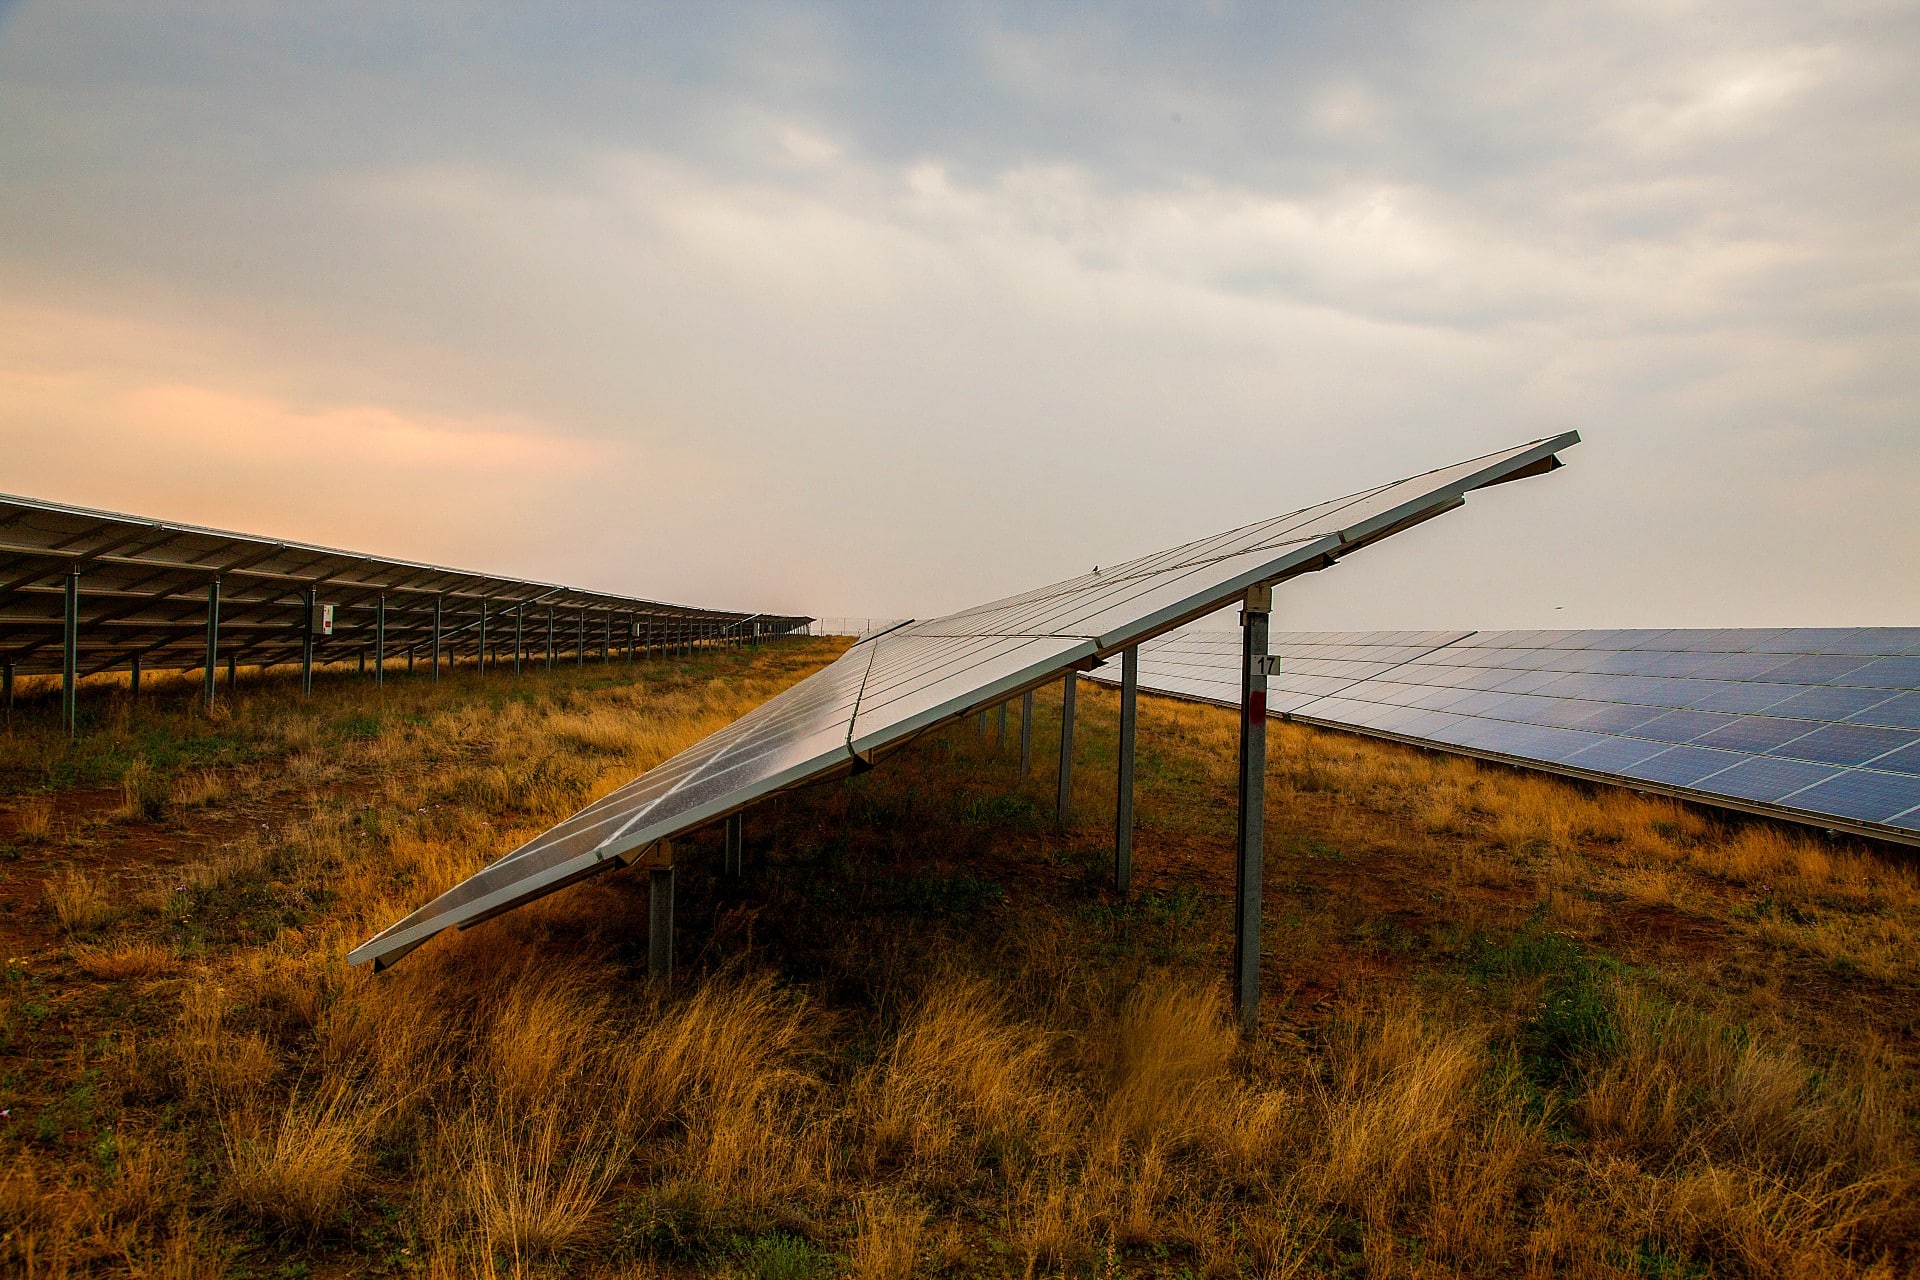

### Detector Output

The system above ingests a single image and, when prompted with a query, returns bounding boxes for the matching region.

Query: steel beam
[724,812,743,877]
[648,852,675,983]
[1021,690,1034,776]
[302,586,316,694]
[202,577,220,713]
[1234,584,1273,1035]
[1116,646,1138,893]
[1057,672,1077,829]
[63,567,80,735]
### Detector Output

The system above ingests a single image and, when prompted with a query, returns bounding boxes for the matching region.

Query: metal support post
[431,597,442,682]
[603,613,611,663]
[202,577,221,714]
[303,586,317,694]
[576,610,585,667]
[129,657,141,698]
[648,845,675,983]
[1056,672,1077,829]
[724,812,743,878]
[1021,690,1034,776]
[227,652,237,688]
[546,607,556,670]
[514,603,524,676]
[1116,646,1138,893]
[374,595,386,687]
[1234,584,1273,1035]
[478,599,488,677]
[625,612,634,664]
[63,568,81,735]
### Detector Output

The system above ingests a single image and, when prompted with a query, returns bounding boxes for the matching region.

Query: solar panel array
[350,431,1580,966]
[0,492,807,679]
[1087,628,1920,846]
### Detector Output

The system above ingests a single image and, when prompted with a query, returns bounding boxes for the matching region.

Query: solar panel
[1089,626,1920,847]
[0,492,805,681]
[350,431,1580,967]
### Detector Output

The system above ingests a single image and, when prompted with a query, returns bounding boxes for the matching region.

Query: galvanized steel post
[576,609,585,667]
[1056,673,1077,829]
[648,844,675,983]
[1116,645,1138,893]
[1020,690,1034,776]
[1234,584,1273,1035]
[431,597,442,682]
[478,599,488,677]
[202,577,221,714]
[514,602,524,676]
[303,586,317,694]
[724,812,742,878]
[63,567,80,735]
[603,613,611,663]
[129,656,141,698]
[546,606,555,670]
[374,595,386,687]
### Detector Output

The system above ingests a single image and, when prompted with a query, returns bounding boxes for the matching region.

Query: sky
[1,2,1915,629]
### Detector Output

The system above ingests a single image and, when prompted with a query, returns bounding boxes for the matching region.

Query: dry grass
[75,941,178,980]
[221,1085,382,1229]
[2,639,1915,1278]
[43,866,116,933]
[12,793,54,842]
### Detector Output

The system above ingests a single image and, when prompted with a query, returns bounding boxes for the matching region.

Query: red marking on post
[1248,690,1266,723]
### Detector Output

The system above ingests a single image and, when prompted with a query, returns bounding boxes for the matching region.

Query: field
[1,638,1916,1279]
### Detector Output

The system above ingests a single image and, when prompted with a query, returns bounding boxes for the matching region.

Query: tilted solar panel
[1086,628,1920,846]
[350,432,1579,967]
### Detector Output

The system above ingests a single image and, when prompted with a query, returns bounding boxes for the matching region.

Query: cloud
[0,1,1914,625]
[122,384,605,475]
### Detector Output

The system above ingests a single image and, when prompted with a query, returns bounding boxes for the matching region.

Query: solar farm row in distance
[0,492,808,678]
[1086,628,1920,846]
[350,432,1580,967]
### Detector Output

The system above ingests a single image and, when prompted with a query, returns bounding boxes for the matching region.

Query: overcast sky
[1,2,1914,629]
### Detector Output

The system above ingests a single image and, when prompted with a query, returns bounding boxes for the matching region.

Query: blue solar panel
[1848,691,1920,731]
[1691,716,1819,754]
[1761,685,1901,721]
[1782,770,1917,824]
[1862,741,1920,777]
[1095,626,1920,846]
[1773,723,1917,768]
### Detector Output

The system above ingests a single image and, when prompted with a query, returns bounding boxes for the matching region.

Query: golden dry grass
[43,866,116,934]
[0,639,1915,1278]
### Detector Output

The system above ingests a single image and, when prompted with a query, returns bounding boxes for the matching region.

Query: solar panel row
[0,493,808,697]
[350,431,1581,967]
[1089,627,1920,845]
